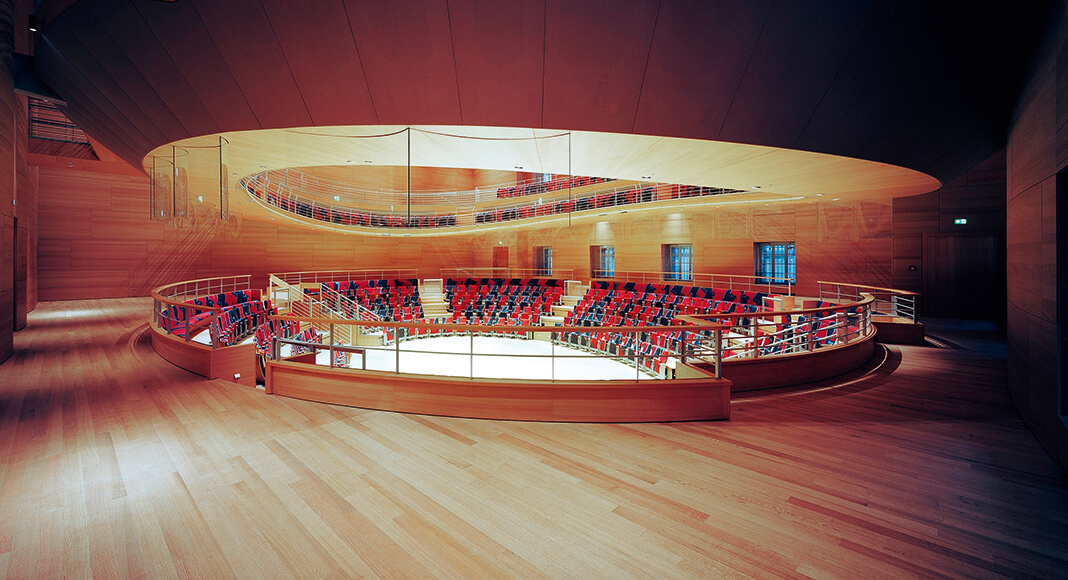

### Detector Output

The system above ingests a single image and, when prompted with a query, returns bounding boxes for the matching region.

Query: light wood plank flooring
[0,298,1065,578]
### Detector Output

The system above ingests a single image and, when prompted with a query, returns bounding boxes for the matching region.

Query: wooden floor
[1,299,1066,579]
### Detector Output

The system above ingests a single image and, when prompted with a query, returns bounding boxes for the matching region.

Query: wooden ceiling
[34,0,1056,187]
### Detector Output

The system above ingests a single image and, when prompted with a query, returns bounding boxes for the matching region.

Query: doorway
[923,233,1004,322]
[492,246,508,273]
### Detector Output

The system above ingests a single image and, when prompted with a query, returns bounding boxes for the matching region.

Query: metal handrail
[150,275,256,348]
[265,293,875,380]
[440,268,576,281]
[242,170,746,230]
[818,281,919,322]
[271,269,419,286]
[592,271,794,296]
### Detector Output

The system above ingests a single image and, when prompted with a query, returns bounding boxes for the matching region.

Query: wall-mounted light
[751,185,761,189]
[333,195,340,201]
[197,195,203,202]
[29,15,36,32]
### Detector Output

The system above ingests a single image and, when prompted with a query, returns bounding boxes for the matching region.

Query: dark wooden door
[492,246,508,270]
[923,234,1003,321]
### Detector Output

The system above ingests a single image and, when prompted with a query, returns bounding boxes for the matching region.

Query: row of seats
[212,299,275,347]
[495,176,613,198]
[560,282,782,370]
[445,278,563,327]
[588,280,768,305]
[320,279,424,322]
[291,326,323,356]
[262,191,458,228]
[669,184,740,199]
[254,318,299,357]
[555,330,673,377]
[476,187,656,224]
[159,290,261,340]
[247,177,741,230]
[446,277,561,288]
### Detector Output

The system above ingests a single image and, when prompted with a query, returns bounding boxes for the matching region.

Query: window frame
[534,246,553,276]
[754,241,796,285]
[591,245,615,278]
[662,244,693,282]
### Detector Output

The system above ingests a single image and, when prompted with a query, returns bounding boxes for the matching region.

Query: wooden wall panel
[1004,7,1068,473]
[34,163,485,299]
[0,0,14,361]
[893,150,1007,313]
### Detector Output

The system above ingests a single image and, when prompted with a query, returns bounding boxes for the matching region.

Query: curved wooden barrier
[265,360,731,422]
[716,329,877,392]
[149,324,257,386]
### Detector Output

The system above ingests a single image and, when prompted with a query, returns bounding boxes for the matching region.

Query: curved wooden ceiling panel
[35,0,1055,183]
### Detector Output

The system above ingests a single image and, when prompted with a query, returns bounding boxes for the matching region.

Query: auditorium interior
[0,0,1067,577]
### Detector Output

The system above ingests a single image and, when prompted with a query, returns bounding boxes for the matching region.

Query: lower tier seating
[444,278,563,328]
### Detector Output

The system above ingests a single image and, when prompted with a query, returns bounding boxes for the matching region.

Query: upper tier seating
[495,176,613,198]
[476,186,656,224]
[246,176,743,230]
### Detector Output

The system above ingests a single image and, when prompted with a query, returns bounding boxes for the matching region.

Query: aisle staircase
[548,281,589,323]
[419,278,450,319]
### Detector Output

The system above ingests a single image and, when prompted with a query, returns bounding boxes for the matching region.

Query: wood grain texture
[892,149,1007,318]
[0,298,1065,578]
[149,324,256,386]
[712,333,876,392]
[266,361,730,423]
[1005,7,1068,473]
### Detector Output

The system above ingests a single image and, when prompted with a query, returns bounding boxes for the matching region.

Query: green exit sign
[954,218,968,225]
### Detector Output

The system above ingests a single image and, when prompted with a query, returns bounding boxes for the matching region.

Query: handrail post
[551,337,555,382]
[469,330,474,379]
[751,317,759,359]
[329,323,335,368]
[680,332,688,365]
[635,330,640,381]
[808,319,816,351]
[395,325,400,374]
[837,311,846,344]
[713,329,722,379]
[184,305,190,342]
[211,309,219,348]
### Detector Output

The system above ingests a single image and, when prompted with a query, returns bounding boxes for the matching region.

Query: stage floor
[344,335,656,380]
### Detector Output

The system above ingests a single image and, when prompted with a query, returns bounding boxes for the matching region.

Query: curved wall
[1006,2,1068,471]
[36,163,898,300]
[34,0,1051,183]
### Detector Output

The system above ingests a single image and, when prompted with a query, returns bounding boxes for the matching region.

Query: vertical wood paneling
[893,150,1007,313]
[1005,5,1068,473]
[0,0,14,361]
[34,163,487,300]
